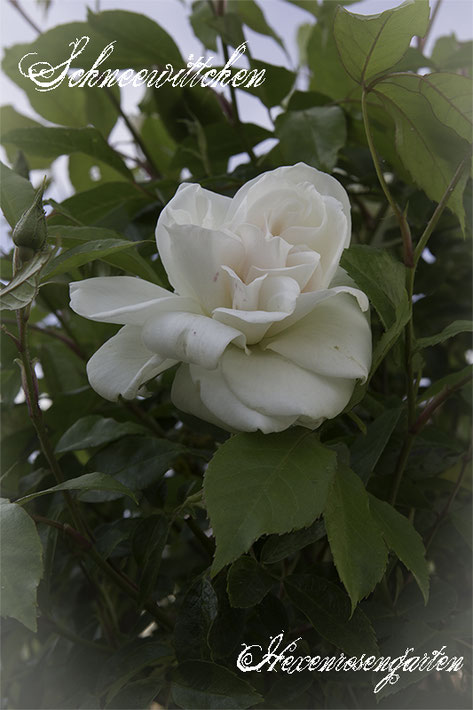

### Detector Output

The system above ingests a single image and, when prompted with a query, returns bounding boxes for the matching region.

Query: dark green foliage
[0,1,471,708]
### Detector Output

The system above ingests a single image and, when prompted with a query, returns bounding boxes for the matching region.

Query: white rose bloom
[70,163,371,433]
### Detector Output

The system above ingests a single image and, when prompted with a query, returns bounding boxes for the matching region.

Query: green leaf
[341,244,408,329]
[174,577,218,662]
[369,495,429,603]
[55,415,148,453]
[284,575,378,656]
[241,60,295,108]
[190,0,219,50]
[374,76,470,230]
[0,498,43,631]
[227,556,274,608]
[105,679,162,709]
[2,40,91,128]
[431,36,473,71]
[88,9,183,67]
[419,73,472,141]
[140,115,178,178]
[68,153,128,193]
[229,0,284,50]
[132,514,169,604]
[86,436,186,496]
[397,578,456,624]
[0,161,35,228]
[47,182,155,230]
[334,0,430,84]
[47,225,161,283]
[0,248,51,311]
[260,518,326,564]
[351,407,403,482]
[171,660,262,710]
[97,638,171,701]
[416,320,473,350]
[307,23,358,101]
[0,106,50,170]
[275,106,346,172]
[15,472,139,506]
[204,429,337,575]
[3,127,132,180]
[324,465,388,610]
[209,13,245,48]
[42,238,149,279]
[208,575,245,661]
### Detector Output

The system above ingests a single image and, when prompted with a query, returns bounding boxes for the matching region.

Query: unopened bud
[12,180,47,257]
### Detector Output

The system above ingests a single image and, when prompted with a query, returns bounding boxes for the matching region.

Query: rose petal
[184,363,297,433]
[263,292,372,381]
[69,276,197,325]
[221,346,354,424]
[265,284,369,338]
[141,311,246,368]
[226,163,351,240]
[157,223,244,311]
[281,196,348,289]
[156,183,234,299]
[171,364,230,430]
[86,325,175,401]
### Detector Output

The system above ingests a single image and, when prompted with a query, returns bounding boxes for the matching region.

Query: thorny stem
[184,516,215,558]
[411,372,473,435]
[210,0,258,167]
[390,371,472,506]
[361,89,413,267]
[14,287,174,631]
[15,305,86,534]
[424,445,472,551]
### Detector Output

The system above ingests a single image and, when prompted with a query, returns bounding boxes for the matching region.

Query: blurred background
[1,0,472,202]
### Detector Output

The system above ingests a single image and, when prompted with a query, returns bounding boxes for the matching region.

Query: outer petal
[87,325,175,401]
[141,311,246,369]
[264,277,369,337]
[70,276,198,325]
[184,363,297,433]
[156,182,232,297]
[171,364,230,430]
[263,292,372,381]
[221,346,354,422]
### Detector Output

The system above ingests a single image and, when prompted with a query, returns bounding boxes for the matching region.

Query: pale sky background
[0,0,471,205]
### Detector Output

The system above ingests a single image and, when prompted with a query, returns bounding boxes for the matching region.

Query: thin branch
[103,88,162,179]
[2,318,85,360]
[7,0,41,34]
[413,155,469,266]
[417,0,443,51]
[411,372,473,435]
[41,613,111,652]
